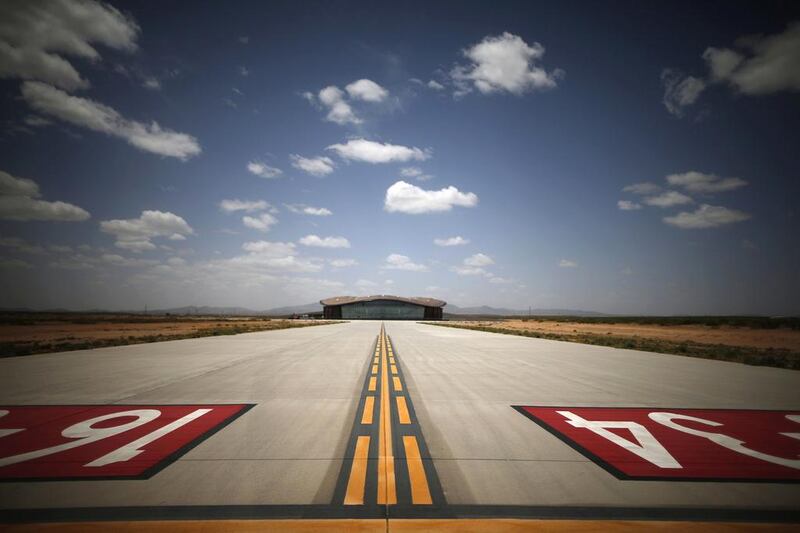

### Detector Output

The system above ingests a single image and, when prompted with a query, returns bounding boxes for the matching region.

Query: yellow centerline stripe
[368,377,376,392]
[392,377,403,391]
[403,436,433,505]
[344,436,371,505]
[371,364,378,375]
[377,326,397,504]
[396,396,411,424]
[361,397,375,424]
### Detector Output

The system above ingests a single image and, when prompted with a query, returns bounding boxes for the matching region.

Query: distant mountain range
[444,304,606,317]
[2,302,605,317]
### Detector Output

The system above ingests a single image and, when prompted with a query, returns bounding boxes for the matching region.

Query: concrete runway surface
[1,320,798,529]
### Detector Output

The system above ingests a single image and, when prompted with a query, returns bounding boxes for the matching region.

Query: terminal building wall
[323,299,442,320]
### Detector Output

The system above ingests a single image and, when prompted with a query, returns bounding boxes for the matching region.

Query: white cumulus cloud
[663,204,751,229]
[290,154,335,176]
[243,213,278,232]
[21,81,201,160]
[318,85,361,125]
[100,210,193,252]
[298,235,351,248]
[327,139,430,164]
[450,32,563,96]
[345,79,389,102]
[384,181,478,214]
[702,23,800,95]
[0,170,89,221]
[384,253,428,271]
[0,0,139,91]
[464,253,494,267]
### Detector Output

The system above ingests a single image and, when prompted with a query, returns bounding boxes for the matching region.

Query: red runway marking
[515,406,800,482]
[0,404,252,480]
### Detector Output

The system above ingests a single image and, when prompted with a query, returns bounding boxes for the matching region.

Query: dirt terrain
[456,319,800,352]
[1,319,284,343]
[0,314,333,357]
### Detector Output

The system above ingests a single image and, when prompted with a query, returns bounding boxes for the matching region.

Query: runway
[1,321,798,528]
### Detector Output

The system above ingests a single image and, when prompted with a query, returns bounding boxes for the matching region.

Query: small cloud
[663,204,751,229]
[427,80,445,90]
[299,235,350,248]
[464,253,494,267]
[622,182,661,195]
[434,236,470,246]
[617,200,642,211]
[665,171,747,194]
[290,154,335,177]
[239,66,250,77]
[242,213,278,232]
[285,204,332,216]
[100,210,193,251]
[317,85,361,125]
[400,166,433,181]
[247,160,282,179]
[238,36,250,44]
[383,253,428,271]
[327,138,430,164]
[450,32,563,96]
[345,79,389,102]
[384,181,478,214]
[451,265,487,276]
[142,77,161,90]
[330,258,358,267]
[220,199,269,213]
[559,259,578,268]
[1,169,90,222]
[661,69,706,117]
[643,191,694,208]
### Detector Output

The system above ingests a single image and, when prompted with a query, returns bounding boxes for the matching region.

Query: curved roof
[320,295,446,308]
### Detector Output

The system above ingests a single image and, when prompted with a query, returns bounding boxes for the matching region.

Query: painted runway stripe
[332,324,445,508]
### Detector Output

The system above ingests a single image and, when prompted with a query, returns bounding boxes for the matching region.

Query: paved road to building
[1,321,799,529]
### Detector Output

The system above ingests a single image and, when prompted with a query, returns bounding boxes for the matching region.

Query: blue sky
[1,0,798,314]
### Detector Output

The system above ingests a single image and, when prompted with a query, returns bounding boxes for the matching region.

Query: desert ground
[0,313,334,357]
[456,319,800,351]
[436,317,800,369]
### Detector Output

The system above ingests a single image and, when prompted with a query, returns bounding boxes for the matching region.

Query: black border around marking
[0,403,256,482]
[511,405,800,484]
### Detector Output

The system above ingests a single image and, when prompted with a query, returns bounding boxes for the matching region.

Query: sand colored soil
[0,319,313,344]
[449,320,800,352]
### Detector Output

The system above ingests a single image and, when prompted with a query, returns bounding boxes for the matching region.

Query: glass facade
[340,300,425,319]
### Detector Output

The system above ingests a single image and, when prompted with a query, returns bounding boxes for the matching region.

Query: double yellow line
[344,325,432,506]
